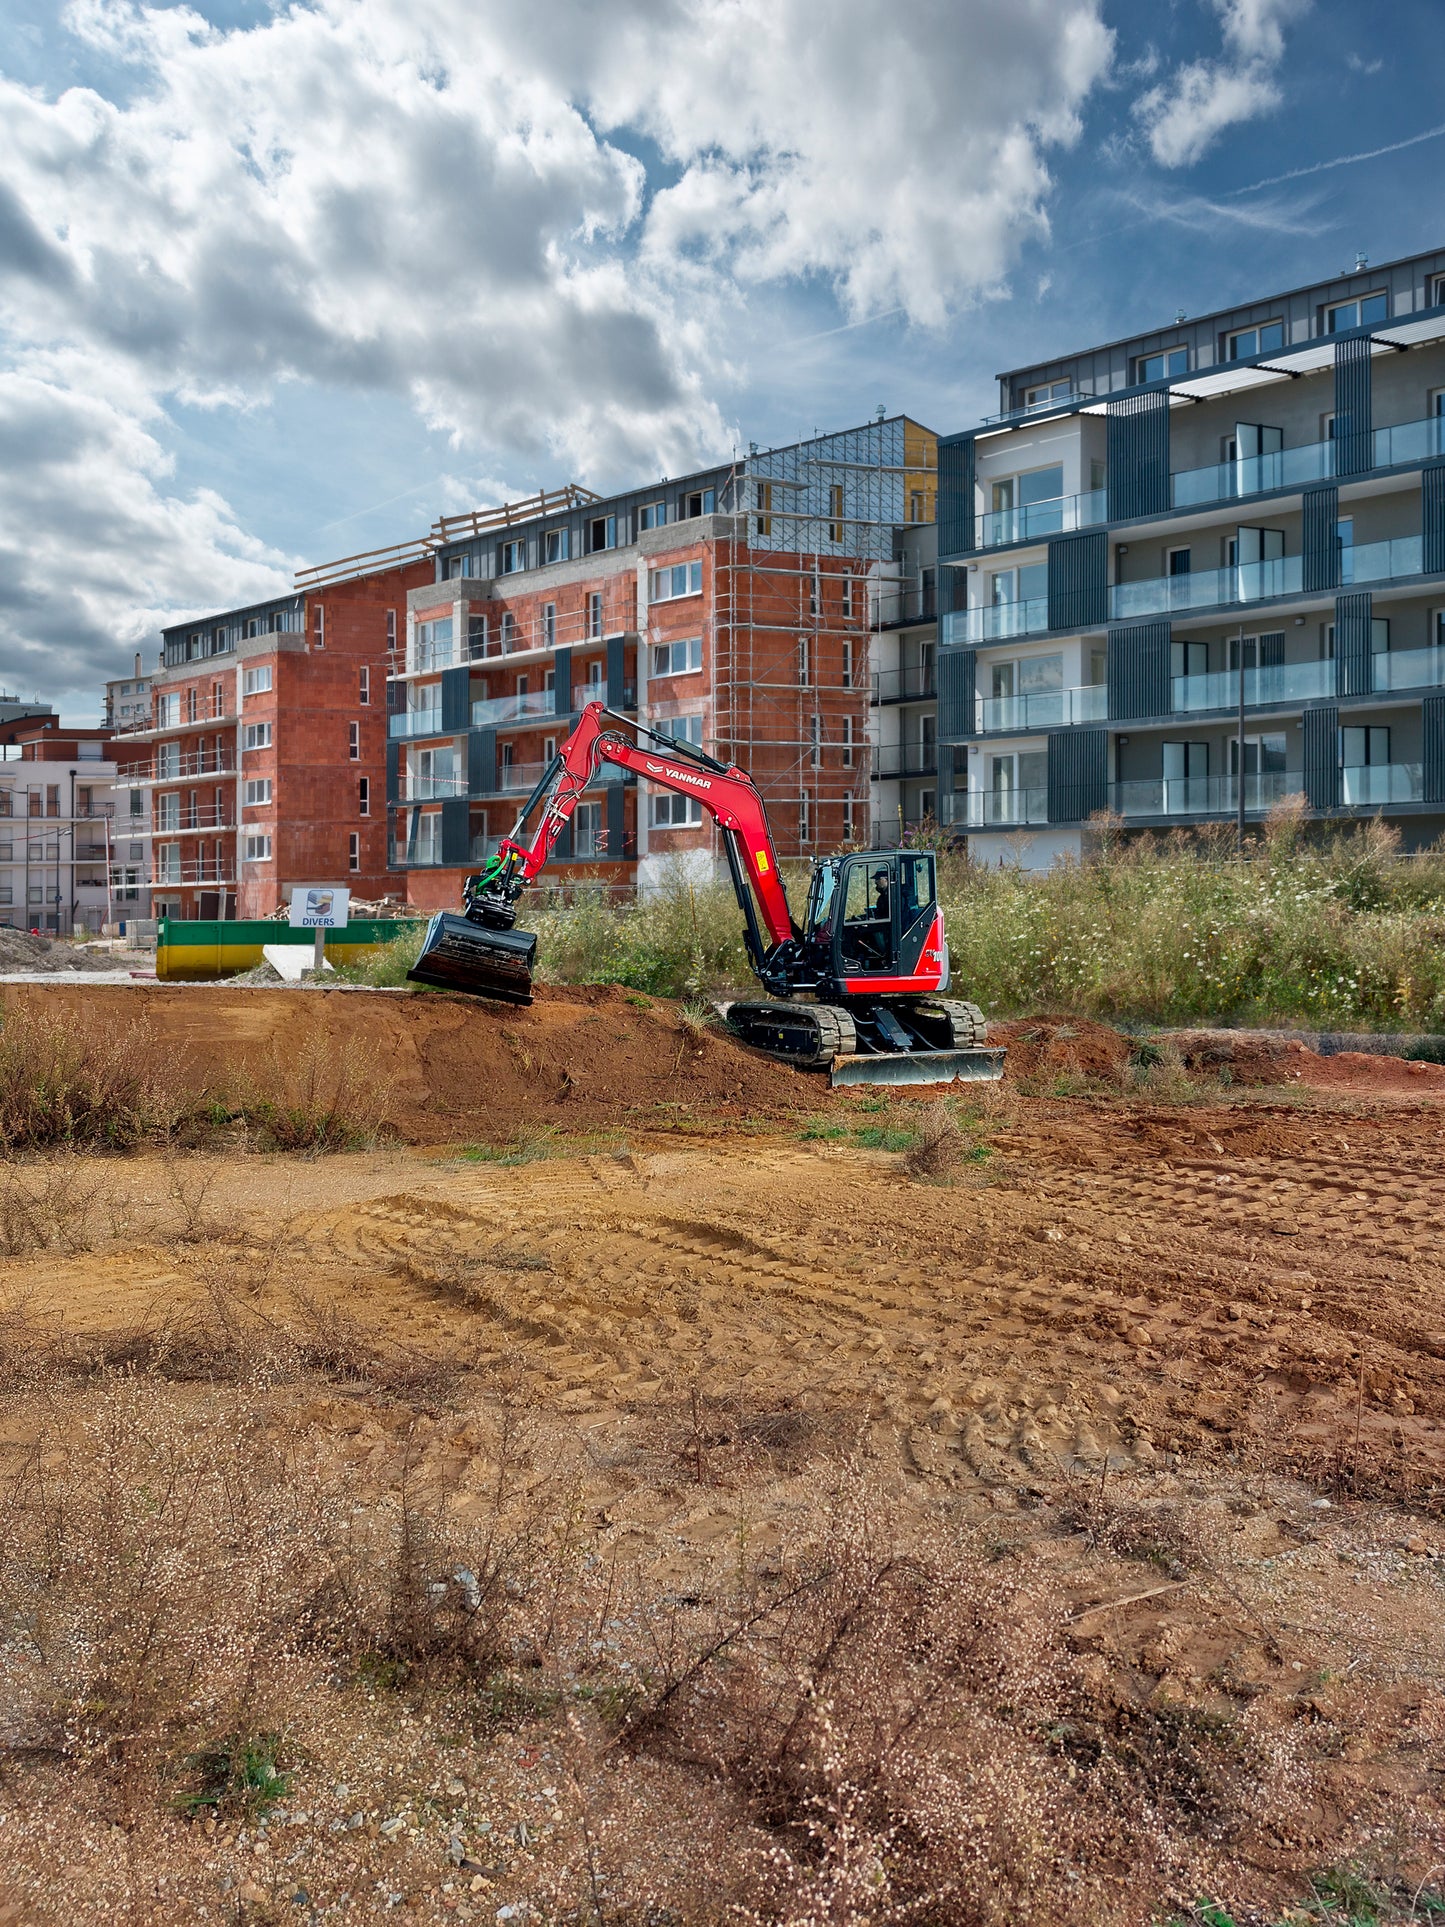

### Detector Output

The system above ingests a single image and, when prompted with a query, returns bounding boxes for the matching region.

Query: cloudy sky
[0,0,1441,719]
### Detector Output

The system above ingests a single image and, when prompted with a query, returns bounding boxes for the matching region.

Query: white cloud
[1135,0,1309,169]
[0,0,1118,707]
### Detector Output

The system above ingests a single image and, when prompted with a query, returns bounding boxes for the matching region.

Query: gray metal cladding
[467,727,495,793]
[1302,705,1341,809]
[1333,336,1373,476]
[1106,621,1170,721]
[385,739,399,805]
[606,633,626,705]
[553,647,572,715]
[1424,695,1445,804]
[936,646,977,741]
[1105,391,1170,521]
[937,438,976,557]
[1334,592,1372,699]
[1046,728,1108,824]
[439,797,471,866]
[440,665,471,733]
[606,781,627,855]
[1302,485,1341,593]
[1424,462,1445,575]
[1047,530,1108,632]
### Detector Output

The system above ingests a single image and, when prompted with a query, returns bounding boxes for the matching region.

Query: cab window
[900,855,934,922]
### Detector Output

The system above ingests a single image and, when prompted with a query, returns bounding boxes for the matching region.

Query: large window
[637,502,667,532]
[1326,292,1388,332]
[1136,345,1189,383]
[500,538,525,575]
[242,834,271,862]
[1226,321,1285,360]
[652,636,702,677]
[589,515,618,552]
[415,616,453,671]
[1022,379,1070,410]
[242,722,272,751]
[651,792,702,827]
[242,665,272,696]
[659,714,703,747]
[544,527,570,565]
[573,801,603,858]
[243,778,271,806]
[650,561,703,602]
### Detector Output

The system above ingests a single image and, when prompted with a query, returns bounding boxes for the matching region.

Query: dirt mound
[1166,1028,1445,1095]
[0,928,120,973]
[990,1015,1133,1083]
[0,981,812,1139]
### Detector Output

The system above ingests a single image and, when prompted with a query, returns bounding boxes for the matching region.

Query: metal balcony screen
[938,438,976,557]
[1106,391,1170,522]
[1047,728,1108,824]
[1334,592,1373,700]
[1302,485,1340,593]
[1106,621,1170,721]
[1334,336,1373,478]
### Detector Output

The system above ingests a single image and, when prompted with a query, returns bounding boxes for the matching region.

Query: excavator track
[905,997,988,1050]
[723,1000,857,1069]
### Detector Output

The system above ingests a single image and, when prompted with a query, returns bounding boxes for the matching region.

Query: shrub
[0,1008,164,1151]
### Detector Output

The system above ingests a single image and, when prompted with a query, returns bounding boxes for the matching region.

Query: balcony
[397,773,469,802]
[1171,658,1333,713]
[871,747,937,781]
[1113,771,1299,818]
[471,689,559,728]
[389,708,443,740]
[1341,762,1423,806]
[977,489,1106,550]
[943,598,1050,646]
[941,786,1048,828]
[116,696,236,738]
[150,806,236,834]
[1373,644,1445,693]
[1345,534,1423,587]
[1113,555,1303,623]
[871,666,936,705]
[874,587,939,627]
[403,598,639,676]
[978,684,1107,732]
[133,749,236,784]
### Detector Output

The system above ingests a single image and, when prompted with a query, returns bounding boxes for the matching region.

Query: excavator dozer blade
[406,912,538,1004]
[829,1047,1006,1089]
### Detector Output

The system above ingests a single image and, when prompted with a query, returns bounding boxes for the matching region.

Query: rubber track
[910,998,988,1049]
[726,1000,858,1069]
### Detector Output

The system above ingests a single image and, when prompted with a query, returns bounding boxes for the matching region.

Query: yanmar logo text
[644,759,713,791]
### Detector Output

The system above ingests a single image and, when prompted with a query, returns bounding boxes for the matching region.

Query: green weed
[176,1731,291,1818]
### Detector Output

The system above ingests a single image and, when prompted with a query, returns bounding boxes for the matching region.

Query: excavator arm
[407,701,801,1002]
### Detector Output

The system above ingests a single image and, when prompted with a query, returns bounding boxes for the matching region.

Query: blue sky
[0,0,1441,718]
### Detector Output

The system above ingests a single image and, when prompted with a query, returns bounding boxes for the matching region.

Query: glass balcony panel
[1340,762,1423,806]
[942,598,1049,645]
[1372,646,1445,693]
[1113,771,1300,817]
[389,708,442,739]
[1170,441,1336,511]
[1373,416,1445,468]
[941,786,1048,828]
[1348,535,1423,586]
[871,666,938,703]
[1171,658,1332,713]
[977,684,1107,731]
[1111,555,1301,621]
[976,489,1107,549]
[470,689,559,727]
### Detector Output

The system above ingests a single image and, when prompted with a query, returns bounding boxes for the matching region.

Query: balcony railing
[1171,444,1334,512]
[1373,644,1445,693]
[978,684,1107,732]
[872,587,939,626]
[977,489,1106,549]
[151,811,236,835]
[403,594,637,675]
[1345,534,1423,586]
[389,708,443,740]
[134,750,236,783]
[152,862,238,886]
[943,599,1050,646]
[471,689,559,728]
[871,666,937,704]
[397,774,469,802]
[1113,555,1302,622]
[1113,771,1299,818]
[116,697,236,737]
[941,786,1048,828]
[1340,762,1423,806]
[871,747,937,781]
[1172,659,1333,713]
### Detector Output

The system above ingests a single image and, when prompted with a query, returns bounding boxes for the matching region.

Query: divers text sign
[288,886,350,930]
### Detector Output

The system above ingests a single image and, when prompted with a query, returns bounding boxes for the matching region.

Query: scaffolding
[699,416,938,860]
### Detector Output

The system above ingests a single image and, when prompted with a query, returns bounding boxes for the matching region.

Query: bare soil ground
[0,986,1443,1924]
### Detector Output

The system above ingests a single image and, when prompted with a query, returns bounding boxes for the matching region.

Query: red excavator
[407,701,1002,1087]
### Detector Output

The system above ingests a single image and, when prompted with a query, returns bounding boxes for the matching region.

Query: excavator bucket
[406,912,538,1004]
[829,1048,1006,1089]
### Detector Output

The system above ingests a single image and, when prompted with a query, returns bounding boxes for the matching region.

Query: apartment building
[0,721,125,933]
[389,418,938,910]
[933,244,1445,864]
[127,548,432,919]
[105,656,153,732]
[868,522,941,845]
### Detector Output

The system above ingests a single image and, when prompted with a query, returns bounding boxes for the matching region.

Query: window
[584,660,603,693]
[649,561,703,602]
[466,613,488,659]
[242,722,272,751]
[415,615,453,670]
[242,665,272,697]
[348,832,360,872]
[500,538,525,575]
[313,604,325,648]
[348,721,360,760]
[516,674,530,698]
[573,801,603,858]
[1022,379,1071,410]
[842,716,855,767]
[651,792,703,827]
[810,714,821,768]
[660,715,703,747]
[587,593,603,639]
[1171,639,1207,679]
[27,884,42,904]
[798,791,810,844]
[544,527,570,565]
[242,778,271,807]
[157,692,180,728]
[1226,321,1285,360]
[157,793,180,831]
[842,637,854,688]
[1167,546,1192,577]
[843,576,854,620]
[828,484,845,544]
[637,502,667,532]
[358,777,370,817]
[1342,725,1390,767]
[798,634,810,686]
[1337,516,1355,583]
[444,554,471,580]
[652,636,703,677]
[501,611,517,649]
[386,609,396,646]
[242,834,272,862]
[1432,275,1445,309]
[842,796,856,841]
[542,602,556,647]
[755,481,772,539]
[588,515,617,553]
[186,687,198,723]
[809,561,821,617]
[683,488,716,518]
[1136,346,1189,384]
[909,490,925,523]
[1326,292,1388,332]
[359,665,370,705]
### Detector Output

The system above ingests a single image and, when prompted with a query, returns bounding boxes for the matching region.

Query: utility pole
[1236,624,1247,853]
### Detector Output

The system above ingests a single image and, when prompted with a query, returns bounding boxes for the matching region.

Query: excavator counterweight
[406,702,1003,1088]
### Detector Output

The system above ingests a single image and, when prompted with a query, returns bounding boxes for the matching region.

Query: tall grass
[414,816,1445,1030]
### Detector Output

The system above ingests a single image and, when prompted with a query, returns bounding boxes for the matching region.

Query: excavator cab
[806,850,942,986]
